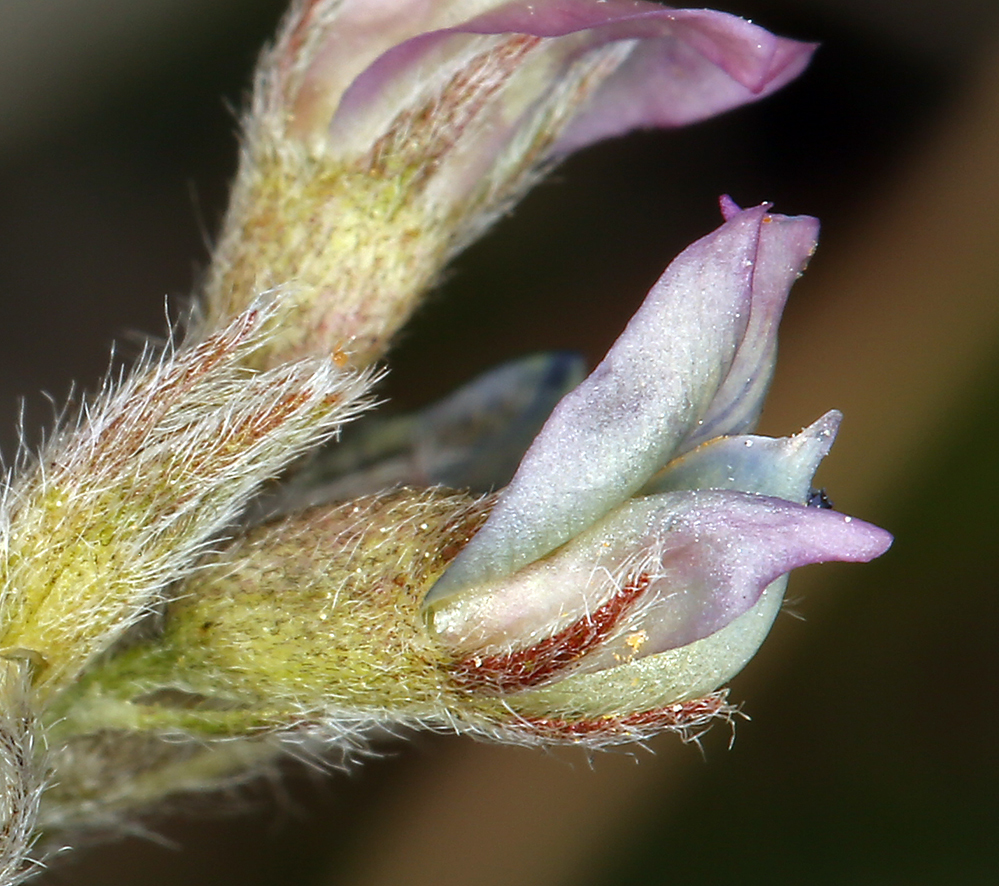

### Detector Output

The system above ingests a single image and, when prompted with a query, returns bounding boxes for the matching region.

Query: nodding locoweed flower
[201,0,817,369]
[424,199,892,730]
[0,0,890,880]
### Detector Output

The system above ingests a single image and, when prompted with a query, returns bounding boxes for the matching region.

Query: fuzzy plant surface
[0,1,892,882]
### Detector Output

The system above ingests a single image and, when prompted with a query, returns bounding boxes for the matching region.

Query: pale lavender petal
[328,2,816,160]
[589,492,892,666]
[431,489,892,658]
[547,7,818,155]
[679,198,820,451]
[281,0,504,138]
[425,205,773,606]
[646,410,842,504]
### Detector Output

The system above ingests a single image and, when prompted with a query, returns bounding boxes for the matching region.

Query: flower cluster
[0,1,890,881]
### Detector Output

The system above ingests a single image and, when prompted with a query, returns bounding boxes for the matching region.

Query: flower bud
[201,1,816,369]
[420,200,892,737]
[0,303,373,701]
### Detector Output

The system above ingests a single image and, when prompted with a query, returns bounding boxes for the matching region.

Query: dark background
[1,1,997,884]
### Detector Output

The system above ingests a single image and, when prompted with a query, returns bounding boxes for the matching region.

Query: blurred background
[1,0,997,883]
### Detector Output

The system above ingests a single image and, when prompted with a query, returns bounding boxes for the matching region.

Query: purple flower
[424,200,891,718]
[204,1,816,368]
[282,0,816,194]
